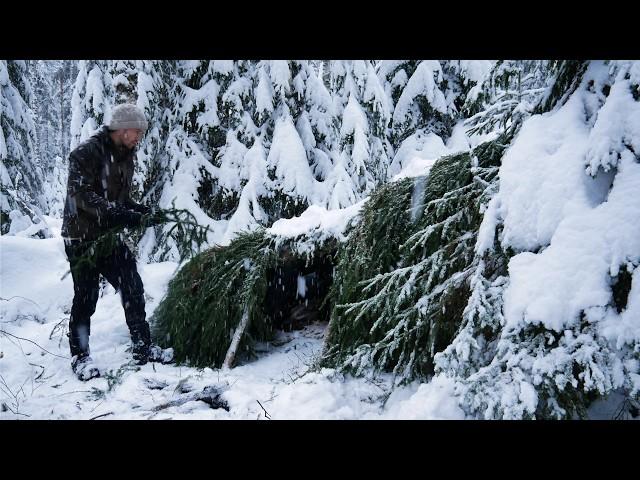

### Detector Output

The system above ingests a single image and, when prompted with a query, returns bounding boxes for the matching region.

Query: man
[62,103,170,381]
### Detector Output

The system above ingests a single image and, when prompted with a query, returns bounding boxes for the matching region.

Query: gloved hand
[126,201,151,215]
[105,206,143,229]
[135,204,152,216]
[121,210,143,228]
[141,209,166,228]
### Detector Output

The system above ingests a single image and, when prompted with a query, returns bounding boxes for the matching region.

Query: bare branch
[0,296,42,309]
[256,400,271,419]
[89,412,113,420]
[0,330,69,359]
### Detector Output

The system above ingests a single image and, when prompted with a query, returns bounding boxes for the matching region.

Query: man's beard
[115,142,135,158]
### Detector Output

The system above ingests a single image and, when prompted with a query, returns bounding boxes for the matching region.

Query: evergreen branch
[61,205,211,281]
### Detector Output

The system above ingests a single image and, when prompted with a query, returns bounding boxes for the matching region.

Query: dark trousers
[64,238,150,357]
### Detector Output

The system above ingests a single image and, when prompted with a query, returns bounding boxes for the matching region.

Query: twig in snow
[52,389,92,397]
[1,404,30,417]
[0,330,69,359]
[28,363,46,381]
[0,296,41,308]
[89,412,113,420]
[0,374,28,417]
[256,400,271,419]
[152,385,229,412]
[48,317,68,341]
[90,400,105,414]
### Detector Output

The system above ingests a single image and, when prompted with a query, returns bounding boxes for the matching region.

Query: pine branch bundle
[322,137,507,384]
[150,219,342,369]
[151,230,276,368]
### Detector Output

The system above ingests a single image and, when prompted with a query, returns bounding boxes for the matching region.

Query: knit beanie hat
[108,103,148,131]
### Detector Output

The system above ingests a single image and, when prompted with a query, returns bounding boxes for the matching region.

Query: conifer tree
[70,60,113,149]
[218,60,334,240]
[0,60,45,233]
[435,60,638,419]
[28,60,78,217]
[325,60,391,209]
[380,60,467,179]
[252,60,323,223]
[463,60,555,137]
[383,60,456,148]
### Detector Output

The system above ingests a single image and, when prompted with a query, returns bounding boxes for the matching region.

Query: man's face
[121,128,144,149]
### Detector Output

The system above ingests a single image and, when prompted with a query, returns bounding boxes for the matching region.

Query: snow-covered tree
[324,60,391,209]
[442,60,495,118]
[70,60,113,149]
[381,60,468,179]
[145,60,247,260]
[435,60,640,419]
[249,61,325,224]
[194,61,334,242]
[0,60,46,234]
[381,61,456,147]
[129,60,182,261]
[322,138,504,384]
[28,60,77,217]
[463,60,561,138]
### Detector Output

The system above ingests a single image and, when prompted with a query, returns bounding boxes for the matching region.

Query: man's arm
[66,145,112,223]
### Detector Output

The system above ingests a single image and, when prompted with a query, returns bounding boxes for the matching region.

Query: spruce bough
[322,137,506,384]
[61,206,210,280]
[151,230,276,368]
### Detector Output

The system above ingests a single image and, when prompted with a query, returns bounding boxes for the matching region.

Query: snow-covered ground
[0,217,464,420]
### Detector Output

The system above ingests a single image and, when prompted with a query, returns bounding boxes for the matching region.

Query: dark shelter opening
[265,246,334,332]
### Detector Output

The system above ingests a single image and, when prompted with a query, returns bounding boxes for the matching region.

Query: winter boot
[130,322,150,364]
[71,353,100,381]
[130,322,173,365]
[132,342,174,365]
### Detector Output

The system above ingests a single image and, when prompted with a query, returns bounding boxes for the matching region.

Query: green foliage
[196,168,240,220]
[322,137,506,384]
[151,230,277,368]
[151,206,211,260]
[151,213,344,369]
[323,177,415,360]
